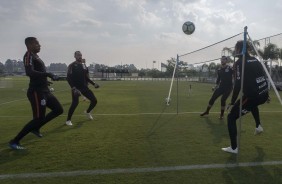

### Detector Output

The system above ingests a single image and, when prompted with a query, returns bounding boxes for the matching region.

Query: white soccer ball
[182,21,195,35]
[50,88,54,92]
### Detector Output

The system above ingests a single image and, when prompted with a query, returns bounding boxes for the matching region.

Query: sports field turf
[0,76,282,183]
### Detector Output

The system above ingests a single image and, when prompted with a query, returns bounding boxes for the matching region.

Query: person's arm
[216,69,220,85]
[85,68,99,87]
[86,74,95,86]
[24,53,51,78]
[67,64,75,88]
[230,62,241,104]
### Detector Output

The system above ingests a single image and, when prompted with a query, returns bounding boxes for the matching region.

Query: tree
[138,69,146,78]
[222,47,234,57]
[48,63,68,72]
[259,43,280,60]
[208,62,217,77]
[5,59,14,73]
[0,62,5,74]
[165,58,176,76]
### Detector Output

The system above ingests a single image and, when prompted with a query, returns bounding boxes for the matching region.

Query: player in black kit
[200,56,233,119]
[9,37,63,150]
[65,51,99,126]
[222,40,269,154]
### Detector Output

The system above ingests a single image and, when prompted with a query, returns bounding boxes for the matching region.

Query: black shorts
[27,89,62,119]
[229,93,268,119]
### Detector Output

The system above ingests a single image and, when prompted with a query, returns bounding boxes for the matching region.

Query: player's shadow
[45,119,90,136]
[204,117,227,144]
[222,146,282,183]
[0,143,29,165]
[74,119,90,128]
[146,106,176,137]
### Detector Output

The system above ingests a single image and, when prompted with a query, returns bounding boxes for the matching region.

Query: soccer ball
[182,21,195,35]
[50,88,54,92]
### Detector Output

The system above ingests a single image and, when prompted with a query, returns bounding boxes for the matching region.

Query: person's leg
[66,90,79,121]
[81,88,97,113]
[201,88,222,116]
[251,94,268,134]
[224,97,251,152]
[35,92,63,131]
[251,107,260,128]
[10,90,46,145]
[226,101,240,150]
[219,88,232,119]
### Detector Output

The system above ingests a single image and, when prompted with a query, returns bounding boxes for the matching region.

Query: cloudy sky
[0,0,281,69]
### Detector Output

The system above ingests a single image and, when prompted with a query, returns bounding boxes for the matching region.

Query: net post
[237,26,248,160]
[166,56,178,106]
[177,55,179,114]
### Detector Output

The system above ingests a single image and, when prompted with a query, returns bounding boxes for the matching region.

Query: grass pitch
[0,76,282,183]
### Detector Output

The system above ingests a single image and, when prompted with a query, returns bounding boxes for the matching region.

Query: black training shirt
[216,65,233,89]
[67,61,94,89]
[231,55,268,104]
[23,51,49,91]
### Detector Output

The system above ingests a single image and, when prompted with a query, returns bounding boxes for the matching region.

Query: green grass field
[1,76,282,184]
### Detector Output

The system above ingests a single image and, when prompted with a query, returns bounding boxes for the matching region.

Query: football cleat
[221,146,238,154]
[85,111,93,120]
[9,141,25,150]
[254,125,263,135]
[65,120,73,126]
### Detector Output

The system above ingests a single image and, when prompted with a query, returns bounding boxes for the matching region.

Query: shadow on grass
[204,117,227,144]
[45,119,90,136]
[146,105,177,137]
[222,146,282,183]
[145,106,178,165]
[0,143,29,165]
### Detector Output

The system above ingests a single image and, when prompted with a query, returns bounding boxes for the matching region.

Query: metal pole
[166,57,178,106]
[177,55,179,114]
[237,26,248,160]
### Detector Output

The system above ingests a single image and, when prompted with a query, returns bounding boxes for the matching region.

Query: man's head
[25,37,41,53]
[74,51,82,62]
[234,40,250,56]
[221,56,228,66]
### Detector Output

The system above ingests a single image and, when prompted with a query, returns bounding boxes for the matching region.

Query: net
[166,32,243,113]
[166,30,282,113]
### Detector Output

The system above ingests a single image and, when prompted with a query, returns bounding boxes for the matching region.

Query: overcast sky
[0,0,281,69]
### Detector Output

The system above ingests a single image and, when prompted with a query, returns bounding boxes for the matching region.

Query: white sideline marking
[0,111,282,118]
[0,89,68,106]
[0,99,26,105]
[1,161,282,180]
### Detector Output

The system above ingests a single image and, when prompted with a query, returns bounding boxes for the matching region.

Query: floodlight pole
[237,26,248,160]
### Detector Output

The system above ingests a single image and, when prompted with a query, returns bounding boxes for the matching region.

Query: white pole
[248,35,282,105]
[166,56,179,105]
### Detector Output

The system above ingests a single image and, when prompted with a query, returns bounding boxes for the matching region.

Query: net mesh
[167,31,282,113]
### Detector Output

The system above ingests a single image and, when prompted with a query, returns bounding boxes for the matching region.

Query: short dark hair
[25,37,37,46]
[74,51,81,56]
[221,56,227,60]
[235,40,250,54]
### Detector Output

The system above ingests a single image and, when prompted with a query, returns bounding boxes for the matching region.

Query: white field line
[0,89,69,106]
[0,98,26,105]
[1,161,282,180]
[0,111,282,118]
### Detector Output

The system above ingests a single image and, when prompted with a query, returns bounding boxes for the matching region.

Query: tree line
[1,42,282,78]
